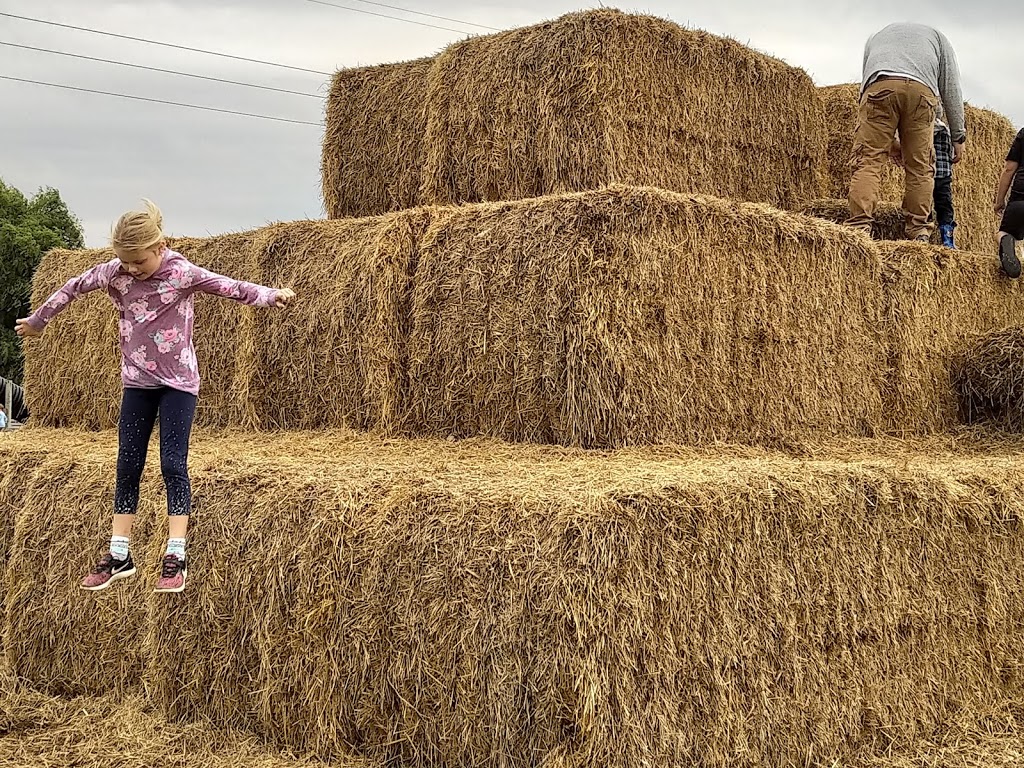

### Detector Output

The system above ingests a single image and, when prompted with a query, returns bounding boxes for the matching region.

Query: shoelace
[161,555,183,578]
[92,554,114,574]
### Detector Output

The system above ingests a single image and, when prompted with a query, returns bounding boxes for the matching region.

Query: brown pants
[847,78,938,239]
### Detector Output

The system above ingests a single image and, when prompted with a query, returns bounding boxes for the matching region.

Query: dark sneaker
[1000,233,1021,278]
[81,552,136,591]
[154,554,187,593]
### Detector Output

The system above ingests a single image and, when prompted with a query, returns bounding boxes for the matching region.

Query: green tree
[0,180,84,383]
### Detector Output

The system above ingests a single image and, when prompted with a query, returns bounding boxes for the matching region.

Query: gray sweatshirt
[861,23,966,143]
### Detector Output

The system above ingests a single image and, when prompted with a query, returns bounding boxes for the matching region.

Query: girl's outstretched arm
[186,263,291,308]
[16,260,120,337]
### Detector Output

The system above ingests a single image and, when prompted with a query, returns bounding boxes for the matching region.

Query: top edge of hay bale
[323,8,826,218]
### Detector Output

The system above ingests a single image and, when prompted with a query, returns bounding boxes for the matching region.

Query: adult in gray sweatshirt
[847,23,965,242]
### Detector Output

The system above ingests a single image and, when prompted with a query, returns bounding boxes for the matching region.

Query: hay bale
[4,429,1024,768]
[403,185,885,446]
[321,57,432,220]
[22,219,416,432]
[23,186,886,446]
[953,325,1024,430]
[802,198,911,242]
[3,438,162,697]
[879,241,1024,433]
[323,9,826,218]
[248,212,427,433]
[818,83,1016,255]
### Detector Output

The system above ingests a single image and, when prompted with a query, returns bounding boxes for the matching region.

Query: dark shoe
[913,234,931,243]
[154,554,187,593]
[81,552,136,591]
[1000,233,1021,278]
[939,224,956,249]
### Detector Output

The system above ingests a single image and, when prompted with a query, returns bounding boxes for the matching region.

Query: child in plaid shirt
[933,115,956,248]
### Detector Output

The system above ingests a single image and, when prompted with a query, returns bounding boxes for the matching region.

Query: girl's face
[117,242,164,280]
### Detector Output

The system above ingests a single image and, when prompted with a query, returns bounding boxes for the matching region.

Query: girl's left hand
[274,288,295,308]
[15,318,41,338]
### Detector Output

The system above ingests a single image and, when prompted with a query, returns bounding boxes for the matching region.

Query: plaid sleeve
[934,126,953,178]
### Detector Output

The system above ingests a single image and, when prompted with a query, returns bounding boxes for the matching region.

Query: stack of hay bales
[7,6,1024,768]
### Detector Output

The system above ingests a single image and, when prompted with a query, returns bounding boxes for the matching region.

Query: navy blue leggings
[114,387,197,516]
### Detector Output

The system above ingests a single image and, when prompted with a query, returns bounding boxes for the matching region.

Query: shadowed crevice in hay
[817,84,1015,256]
[802,198,918,243]
[404,185,885,446]
[324,9,826,218]
[953,325,1024,430]
[3,430,1024,768]
[879,242,1024,433]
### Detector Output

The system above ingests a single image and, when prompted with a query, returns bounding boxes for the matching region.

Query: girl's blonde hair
[111,199,164,253]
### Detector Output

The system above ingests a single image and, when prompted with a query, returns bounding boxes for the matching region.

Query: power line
[0,41,326,99]
[302,0,476,36]
[0,75,322,126]
[343,0,500,31]
[0,12,331,76]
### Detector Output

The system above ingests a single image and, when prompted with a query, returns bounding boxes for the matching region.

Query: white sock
[165,538,186,560]
[110,536,130,561]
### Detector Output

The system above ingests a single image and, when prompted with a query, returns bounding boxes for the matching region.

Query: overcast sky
[1,0,1020,247]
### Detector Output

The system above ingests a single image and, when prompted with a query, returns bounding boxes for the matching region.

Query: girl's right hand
[15,318,41,338]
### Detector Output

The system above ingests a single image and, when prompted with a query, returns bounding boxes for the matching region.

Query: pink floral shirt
[27,248,276,395]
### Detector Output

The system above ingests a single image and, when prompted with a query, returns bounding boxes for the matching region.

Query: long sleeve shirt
[26,248,277,395]
[861,23,966,143]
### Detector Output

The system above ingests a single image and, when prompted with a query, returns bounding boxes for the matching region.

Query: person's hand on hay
[14,318,41,338]
[273,288,295,308]
[889,140,904,168]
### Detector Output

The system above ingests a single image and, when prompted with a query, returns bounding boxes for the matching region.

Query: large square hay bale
[818,84,1015,255]
[4,430,1024,768]
[402,185,885,445]
[323,9,826,218]
[321,57,432,220]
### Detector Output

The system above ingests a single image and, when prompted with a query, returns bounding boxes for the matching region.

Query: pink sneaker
[81,552,136,591]
[154,554,187,593]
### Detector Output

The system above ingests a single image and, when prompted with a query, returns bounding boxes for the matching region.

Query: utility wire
[0,41,326,98]
[0,75,322,126]
[0,12,331,75]
[302,0,476,36]
[342,0,500,31]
